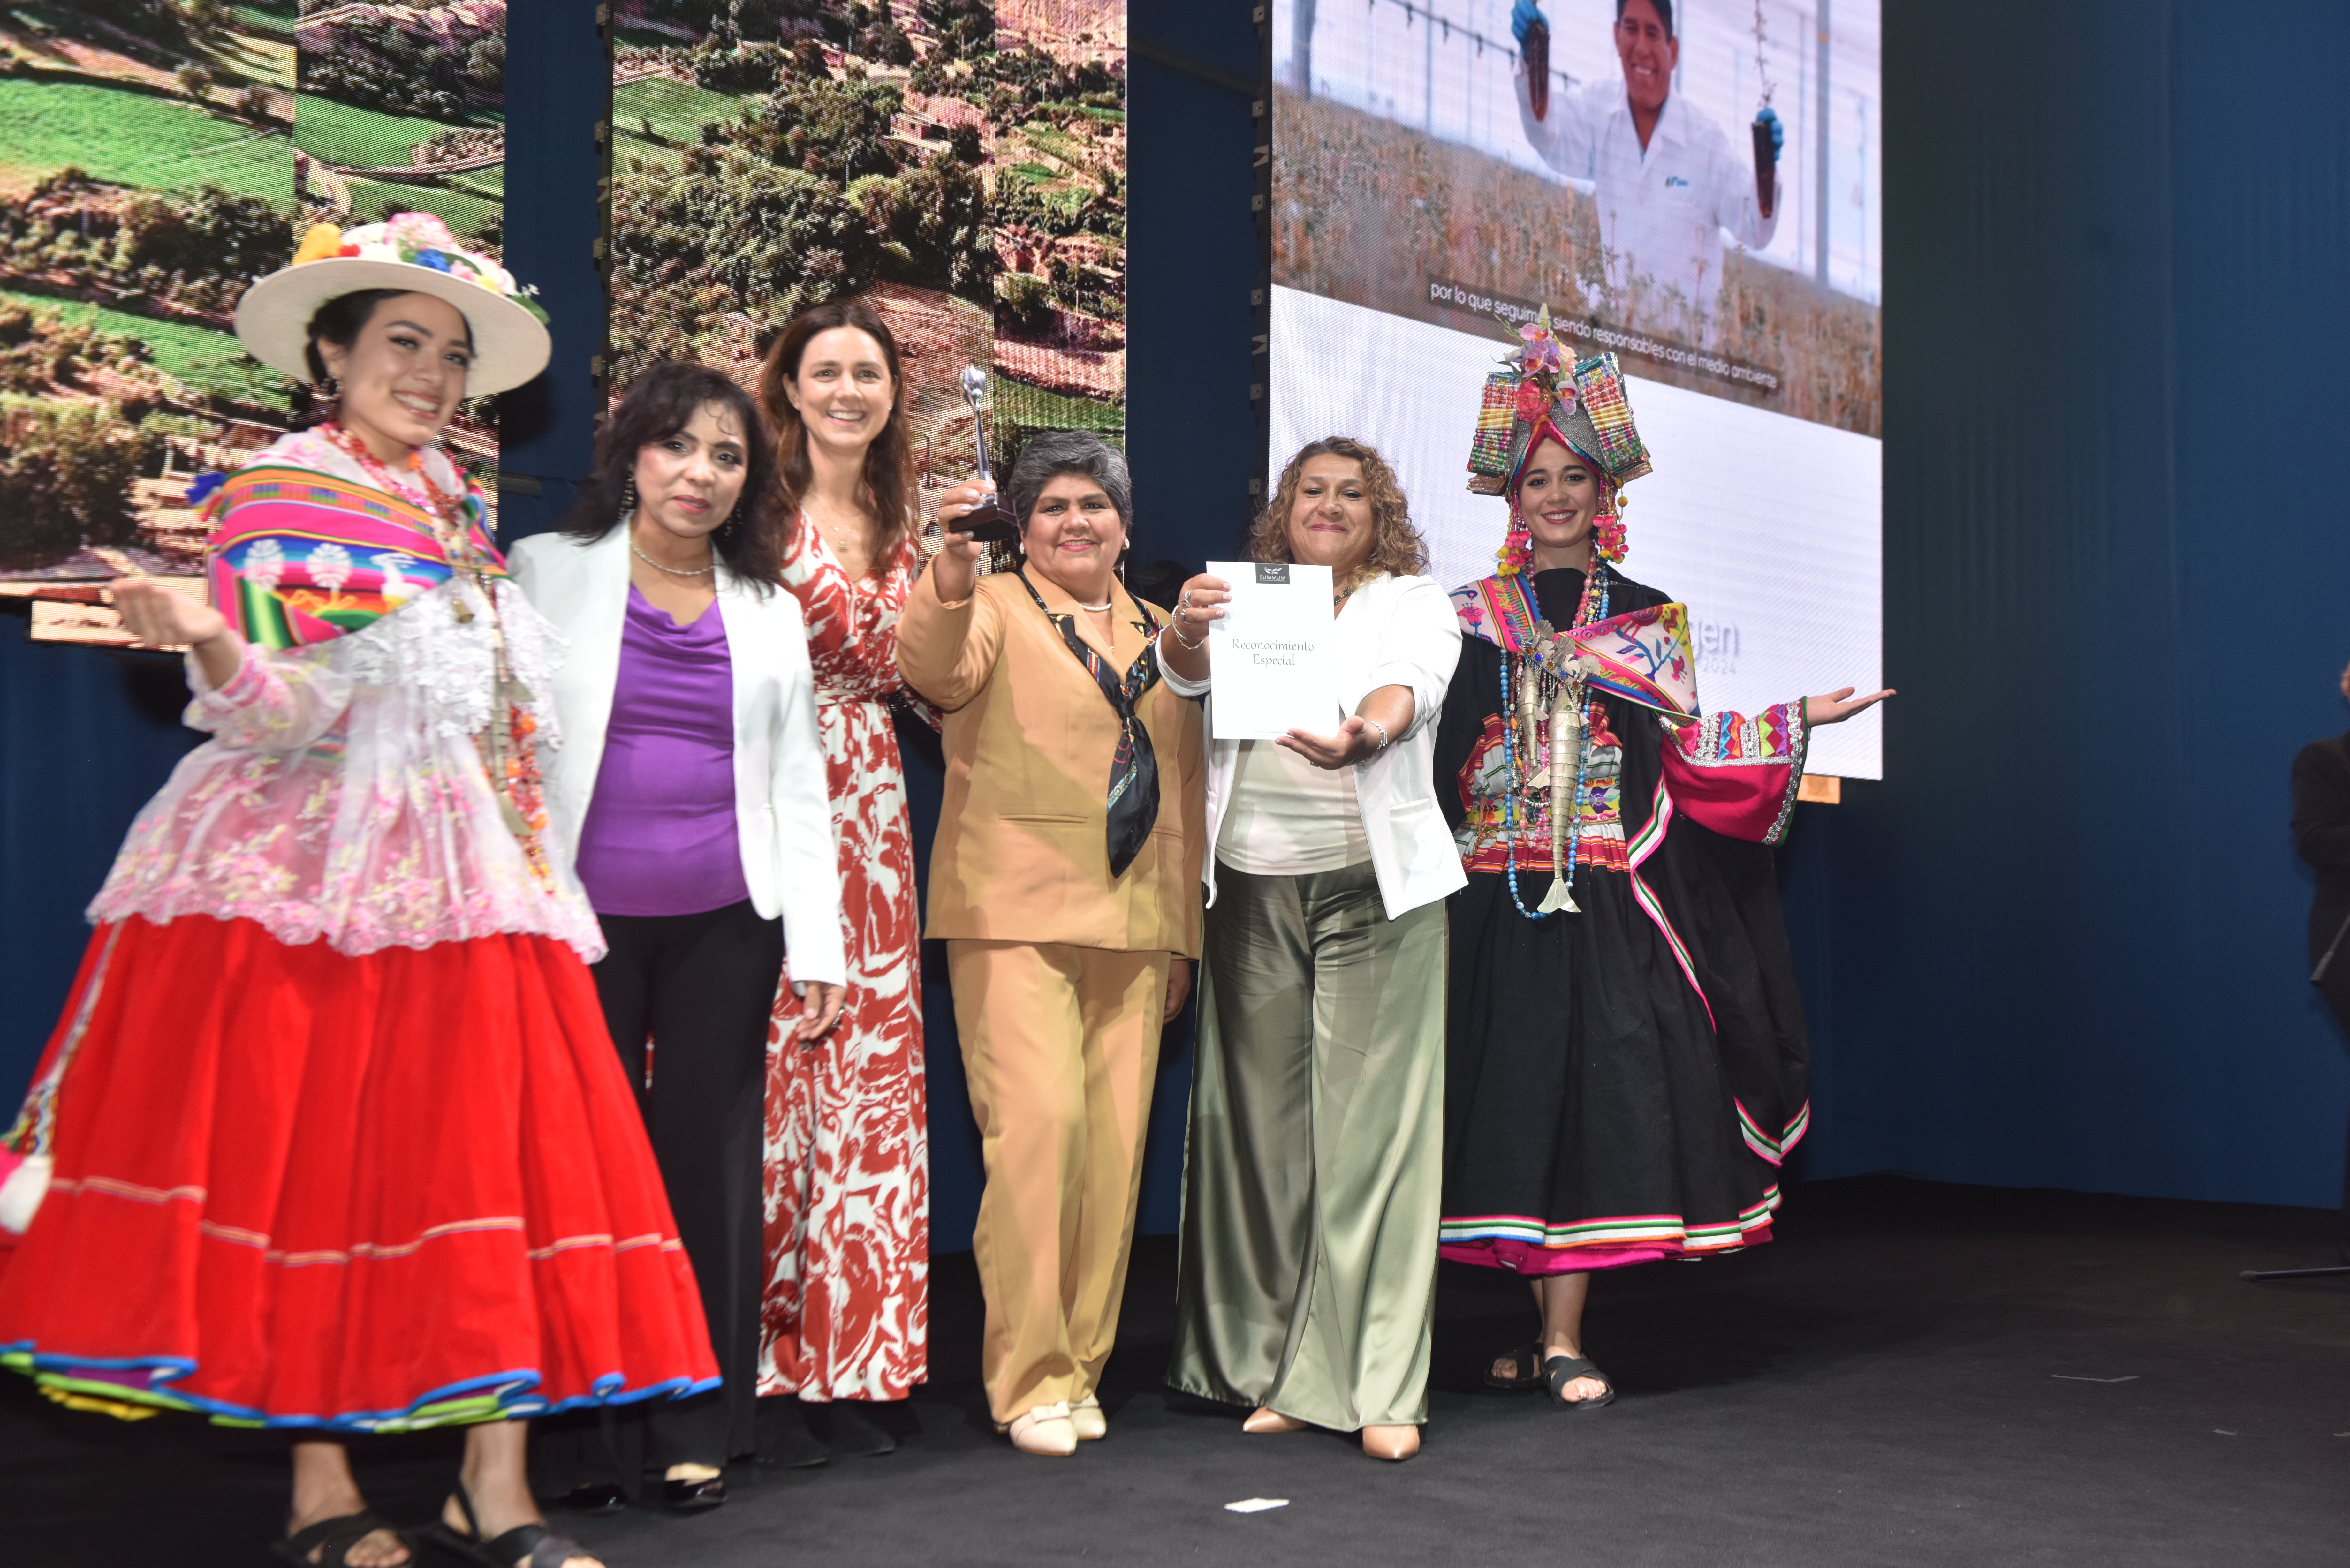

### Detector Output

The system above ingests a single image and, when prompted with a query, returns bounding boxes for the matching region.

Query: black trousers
[532,899,783,1492]
[2316,910,2350,1264]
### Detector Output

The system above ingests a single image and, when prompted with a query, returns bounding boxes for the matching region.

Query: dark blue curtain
[0,619,198,1112]
[1785,0,2350,1207]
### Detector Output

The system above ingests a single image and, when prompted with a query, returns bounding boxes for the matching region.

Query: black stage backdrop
[4,0,2348,1255]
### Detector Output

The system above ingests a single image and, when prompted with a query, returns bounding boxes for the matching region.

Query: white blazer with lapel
[1161,570,1467,919]
[509,526,847,991]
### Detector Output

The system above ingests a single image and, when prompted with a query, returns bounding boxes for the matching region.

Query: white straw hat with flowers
[234,213,552,395]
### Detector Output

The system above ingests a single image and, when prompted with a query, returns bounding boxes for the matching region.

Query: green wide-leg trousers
[1167,860,1445,1430]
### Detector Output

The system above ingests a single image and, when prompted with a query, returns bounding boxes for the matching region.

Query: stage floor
[4,1176,2346,1566]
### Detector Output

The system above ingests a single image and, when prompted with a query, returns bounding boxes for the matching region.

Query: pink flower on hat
[386,212,462,255]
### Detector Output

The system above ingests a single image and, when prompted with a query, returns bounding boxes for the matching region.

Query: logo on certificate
[1255,563,1290,584]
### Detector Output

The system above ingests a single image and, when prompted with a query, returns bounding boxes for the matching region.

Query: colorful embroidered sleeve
[1657,702,1807,846]
[184,641,353,752]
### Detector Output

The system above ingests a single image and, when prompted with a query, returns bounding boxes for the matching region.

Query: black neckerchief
[1015,567,1163,877]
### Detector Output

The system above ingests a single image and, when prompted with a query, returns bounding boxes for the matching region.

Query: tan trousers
[947,939,1170,1424]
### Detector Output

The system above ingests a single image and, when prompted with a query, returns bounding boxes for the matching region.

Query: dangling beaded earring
[1495,498,1533,576]
[315,373,341,401]
[617,476,637,523]
[1591,481,1628,565]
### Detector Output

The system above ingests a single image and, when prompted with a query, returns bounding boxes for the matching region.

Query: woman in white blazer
[1158,437,1463,1463]
[510,362,845,1515]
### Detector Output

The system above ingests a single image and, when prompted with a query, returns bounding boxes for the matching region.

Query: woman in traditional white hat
[0,215,714,1568]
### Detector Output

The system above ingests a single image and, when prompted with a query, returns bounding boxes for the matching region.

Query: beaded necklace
[322,422,468,543]
[1497,556,1609,920]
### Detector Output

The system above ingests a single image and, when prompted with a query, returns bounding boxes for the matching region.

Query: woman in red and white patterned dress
[752,299,989,1459]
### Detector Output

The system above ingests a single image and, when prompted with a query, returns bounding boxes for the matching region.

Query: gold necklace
[630,538,715,577]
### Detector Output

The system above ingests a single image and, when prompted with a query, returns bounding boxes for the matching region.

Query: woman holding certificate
[897,432,1205,1458]
[1159,438,1464,1463]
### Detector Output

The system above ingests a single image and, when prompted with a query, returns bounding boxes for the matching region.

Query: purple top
[575,583,750,918]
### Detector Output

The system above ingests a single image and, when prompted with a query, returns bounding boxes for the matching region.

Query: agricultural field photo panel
[607,1,1125,520]
[296,0,508,475]
[987,1,1125,460]
[0,0,298,642]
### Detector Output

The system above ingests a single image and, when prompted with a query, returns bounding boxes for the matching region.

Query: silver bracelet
[1361,716,1391,752]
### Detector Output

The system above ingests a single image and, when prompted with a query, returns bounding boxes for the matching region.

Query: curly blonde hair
[1247,436,1428,592]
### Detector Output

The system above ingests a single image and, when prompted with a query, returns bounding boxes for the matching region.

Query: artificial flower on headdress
[1518,313,1565,376]
[1514,376,1553,424]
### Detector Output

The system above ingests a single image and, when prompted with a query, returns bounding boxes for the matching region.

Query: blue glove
[1756,105,1784,160]
[1511,0,1544,47]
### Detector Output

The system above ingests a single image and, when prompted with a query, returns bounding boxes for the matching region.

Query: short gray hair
[1006,430,1132,537]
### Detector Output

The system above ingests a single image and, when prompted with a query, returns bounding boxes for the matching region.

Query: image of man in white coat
[1513,0,1782,346]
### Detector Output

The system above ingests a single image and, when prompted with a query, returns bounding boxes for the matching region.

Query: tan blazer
[898,562,1204,957]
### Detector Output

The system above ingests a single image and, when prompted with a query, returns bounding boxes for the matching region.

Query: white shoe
[1069,1395,1105,1441]
[1002,1402,1077,1456]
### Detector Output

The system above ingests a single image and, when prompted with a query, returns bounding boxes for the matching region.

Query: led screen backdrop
[607,0,1126,505]
[0,0,511,644]
[1271,0,1883,778]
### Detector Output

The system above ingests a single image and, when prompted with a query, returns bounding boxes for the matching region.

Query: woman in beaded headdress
[1433,312,1890,1409]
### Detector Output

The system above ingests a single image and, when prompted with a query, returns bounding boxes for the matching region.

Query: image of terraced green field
[293,1,505,245]
[0,0,299,609]
[606,0,1126,523]
[0,0,508,642]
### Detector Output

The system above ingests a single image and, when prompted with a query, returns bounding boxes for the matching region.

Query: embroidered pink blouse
[86,431,603,961]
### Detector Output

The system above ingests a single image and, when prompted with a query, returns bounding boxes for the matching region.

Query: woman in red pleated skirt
[0,219,714,1568]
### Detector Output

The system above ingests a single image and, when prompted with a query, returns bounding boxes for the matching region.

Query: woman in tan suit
[898,431,1204,1458]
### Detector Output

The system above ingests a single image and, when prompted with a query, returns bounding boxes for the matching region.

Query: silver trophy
[951,365,1019,543]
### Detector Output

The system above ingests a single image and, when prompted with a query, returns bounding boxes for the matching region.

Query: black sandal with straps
[1483,1339,1548,1392]
[420,1481,594,1568]
[271,1511,413,1567]
[1543,1353,1617,1411]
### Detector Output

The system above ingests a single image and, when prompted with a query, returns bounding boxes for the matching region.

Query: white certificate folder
[1206,561,1335,740]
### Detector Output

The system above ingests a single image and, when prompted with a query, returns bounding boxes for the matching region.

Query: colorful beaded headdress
[1466,307,1652,574]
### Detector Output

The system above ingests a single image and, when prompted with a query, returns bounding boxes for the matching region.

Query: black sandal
[420,1481,593,1568]
[1483,1340,1548,1391]
[1543,1354,1616,1411]
[272,1511,412,1567]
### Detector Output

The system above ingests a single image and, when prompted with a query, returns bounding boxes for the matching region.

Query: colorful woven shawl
[1452,577,1700,720]
[203,462,503,649]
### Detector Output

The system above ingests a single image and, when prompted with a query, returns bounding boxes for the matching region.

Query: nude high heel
[1242,1406,1308,1434]
[1360,1424,1420,1461]
[1000,1402,1077,1457]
